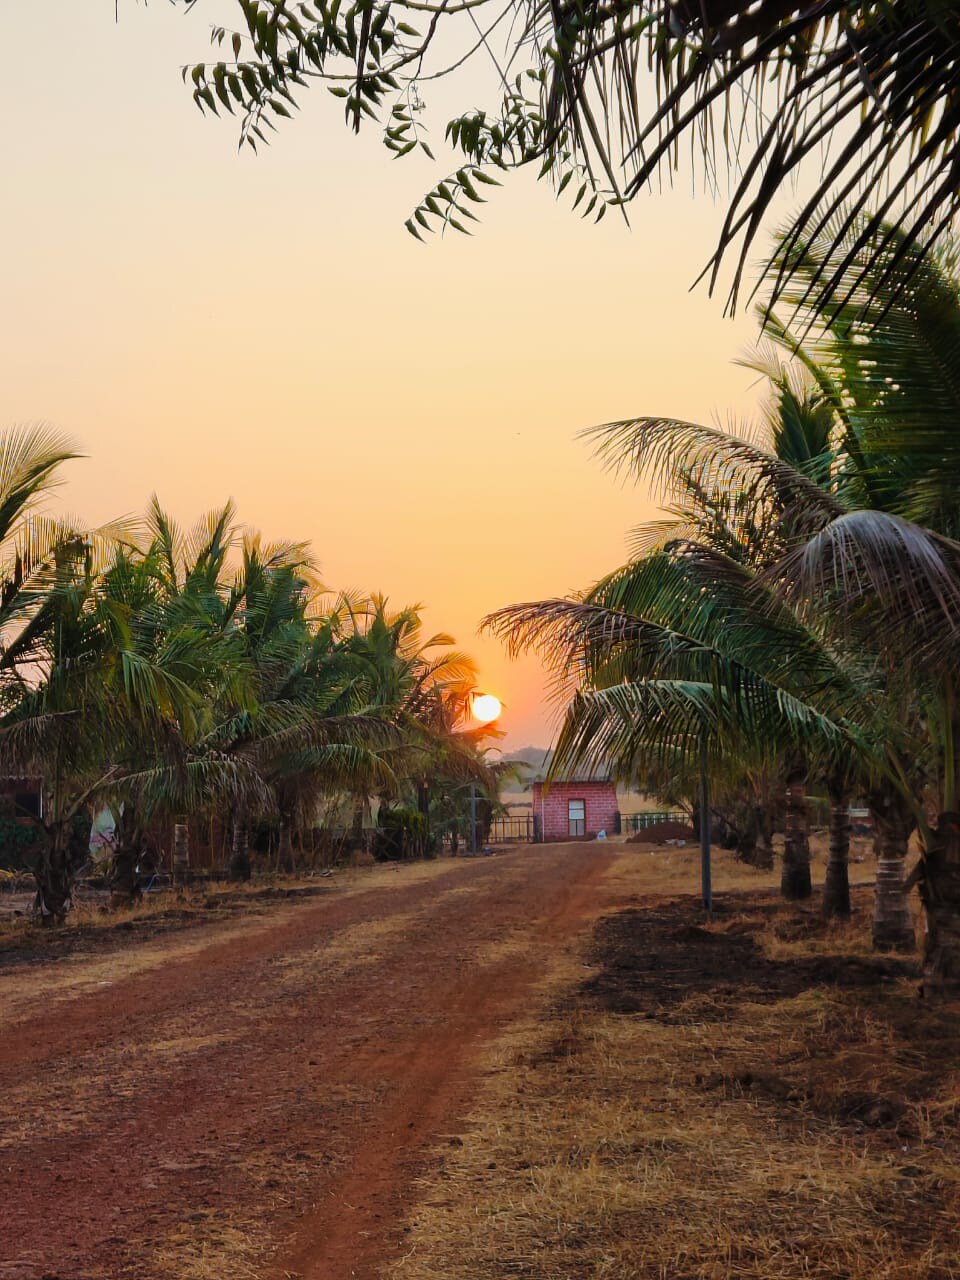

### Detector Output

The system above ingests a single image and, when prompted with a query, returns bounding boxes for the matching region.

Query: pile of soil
[626,820,695,843]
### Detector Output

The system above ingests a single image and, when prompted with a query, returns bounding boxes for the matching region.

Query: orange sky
[1,1,763,746]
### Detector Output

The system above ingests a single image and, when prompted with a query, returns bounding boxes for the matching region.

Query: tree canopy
[175,0,960,314]
[0,437,503,917]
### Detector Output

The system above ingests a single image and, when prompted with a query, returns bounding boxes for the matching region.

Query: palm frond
[585,417,845,530]
[779,510,960,672]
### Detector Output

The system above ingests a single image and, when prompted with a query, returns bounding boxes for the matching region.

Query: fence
[488,815,535,844]
[621,811,688,835]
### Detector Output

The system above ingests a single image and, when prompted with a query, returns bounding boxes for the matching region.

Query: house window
[568,798,586,837]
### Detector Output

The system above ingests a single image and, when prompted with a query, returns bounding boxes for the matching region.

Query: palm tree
[126,514,394,881]
[0,425,82,665]
[216,543,396,875]
[485,540,876,908]
[335,594,483,841]
[764,216,960,959]
[490,215,960,979]
[184,1,960,314]
[584,436,928,940]
[337,595,477,721]
[0,536,212,920]
[0,460,488,906]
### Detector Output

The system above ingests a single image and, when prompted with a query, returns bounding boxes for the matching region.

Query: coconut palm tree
[0,462,488,906]
[0,425,82,670]
[0,536,215,920]
[183,0,960,315]
[334,594,485,839]
[573,426,929,938]
[485,538,879,908]
[214,542,396,876]
[763,216,960,959]
[490,215,960,977]
[123,515,395,881]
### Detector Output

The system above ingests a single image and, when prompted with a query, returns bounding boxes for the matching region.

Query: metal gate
[488,815,534,844]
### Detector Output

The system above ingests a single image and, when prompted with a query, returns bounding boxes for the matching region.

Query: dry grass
[391,855,960,1280]
[0,853,468,963]
[0,855,488,1030]
[604,832,877,898]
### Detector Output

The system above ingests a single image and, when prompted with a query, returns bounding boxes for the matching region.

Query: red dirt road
[0,845,615,1279]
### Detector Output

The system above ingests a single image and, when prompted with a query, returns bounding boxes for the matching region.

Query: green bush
[0,816,46,872]
[374,806,431,861]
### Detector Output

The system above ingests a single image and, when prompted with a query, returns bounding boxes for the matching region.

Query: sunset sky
[2,1,764,746]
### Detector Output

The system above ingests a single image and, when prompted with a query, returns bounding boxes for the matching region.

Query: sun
[471,693,502,724]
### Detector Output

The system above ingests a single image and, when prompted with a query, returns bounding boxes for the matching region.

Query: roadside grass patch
[394,878,960,1280]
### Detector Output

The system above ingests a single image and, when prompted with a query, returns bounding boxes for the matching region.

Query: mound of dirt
[626,821,695,843]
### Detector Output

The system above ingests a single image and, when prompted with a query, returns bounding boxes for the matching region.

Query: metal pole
[173,821,189,891]
[469,784,478,854]
[700,733,712,912]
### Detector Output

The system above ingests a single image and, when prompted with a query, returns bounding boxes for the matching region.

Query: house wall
[532,781,619,842]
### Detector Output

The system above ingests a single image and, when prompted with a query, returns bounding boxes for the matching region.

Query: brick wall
[532,780,619,842]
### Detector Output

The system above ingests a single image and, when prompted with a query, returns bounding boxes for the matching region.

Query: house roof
[532,772,613,786]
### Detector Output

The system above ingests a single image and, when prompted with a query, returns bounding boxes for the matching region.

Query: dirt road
[0,845,615,1280]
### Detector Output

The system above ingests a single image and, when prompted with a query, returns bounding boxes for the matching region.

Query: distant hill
[501,746,553,789]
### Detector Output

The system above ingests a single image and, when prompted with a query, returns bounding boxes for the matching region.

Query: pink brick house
[532,778,619,842]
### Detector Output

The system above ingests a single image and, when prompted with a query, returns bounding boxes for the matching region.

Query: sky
[1,1,763,747]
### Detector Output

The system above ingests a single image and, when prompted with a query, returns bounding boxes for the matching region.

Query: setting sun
[471,693,502,724]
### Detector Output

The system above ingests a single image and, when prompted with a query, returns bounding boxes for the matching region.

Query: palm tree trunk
[417,780,430,816]
[731,800,758,865]
[920,812,960,993]
[754,805,775,870]
[110,844,139,907]
[277,816,294,873]
[734,803,774,868]
[735,828,759,864]
[351,796,366,848]
[823,788,851,919]
[229,818,251,882]
[781,771,812,900]
[869,789,916,952]
[33,825,72,924]
[110,806,141,907]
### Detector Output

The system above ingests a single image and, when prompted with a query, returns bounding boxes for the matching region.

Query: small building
[0,777,42,820]
[532,777,619,843]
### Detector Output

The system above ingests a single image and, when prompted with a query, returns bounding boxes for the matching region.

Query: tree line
[487,215,960,995]
[0,455,499,920]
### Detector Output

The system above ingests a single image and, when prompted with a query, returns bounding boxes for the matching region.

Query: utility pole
[700,732,712,912]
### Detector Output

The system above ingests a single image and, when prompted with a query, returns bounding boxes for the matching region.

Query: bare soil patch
[0,844,614,1280]
[5,842,950,1280]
